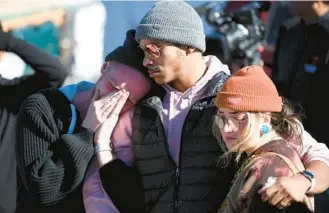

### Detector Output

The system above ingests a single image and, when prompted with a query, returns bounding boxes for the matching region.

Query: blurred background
[0,0,286,85]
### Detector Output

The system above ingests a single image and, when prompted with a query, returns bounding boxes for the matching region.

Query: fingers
[100,90,129,118]
[108,90,130,118]
[269,191,286,206]
[260,181,294,209]
[276,195,293,209]
[100,92,123,117]
[259,182,278,202]
[258,176,277,193]
[99,91,130,137]
[100,91,122,111]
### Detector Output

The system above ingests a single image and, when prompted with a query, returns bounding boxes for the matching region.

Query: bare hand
[94,90,129,145]
[82,85,126,132]
[258,174,311,209]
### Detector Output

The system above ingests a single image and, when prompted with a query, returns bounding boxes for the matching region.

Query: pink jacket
[83,56,329,213]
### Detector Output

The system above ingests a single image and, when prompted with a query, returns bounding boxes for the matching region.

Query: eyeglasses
[138,43,168,58]
[214,114,248,132]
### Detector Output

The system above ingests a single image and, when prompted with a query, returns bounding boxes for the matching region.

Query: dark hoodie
[273,13,329,145]
[0,30,67,213]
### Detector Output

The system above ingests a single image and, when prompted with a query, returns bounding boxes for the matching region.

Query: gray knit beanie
[135,1,206,52]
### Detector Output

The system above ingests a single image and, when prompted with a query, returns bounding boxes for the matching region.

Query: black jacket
[272,13,329,144]
[132,72,237,213]
[0,31,67,213]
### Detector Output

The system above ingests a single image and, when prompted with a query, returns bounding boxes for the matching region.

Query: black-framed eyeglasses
[214,114,248,132]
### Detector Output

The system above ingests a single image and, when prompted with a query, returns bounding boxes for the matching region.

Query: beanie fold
[215,65,283,113]
[216,93,282,112]
[136,24,206,52]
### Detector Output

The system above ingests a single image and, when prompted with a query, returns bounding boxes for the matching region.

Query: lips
[224,136,236,141]
[148,69,160,78]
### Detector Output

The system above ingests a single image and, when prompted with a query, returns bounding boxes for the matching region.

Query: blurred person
[83,1,329,213]
[215,65,313,213]
[272,1,329,144]
[0,23,67,213]
[15,29,149,213]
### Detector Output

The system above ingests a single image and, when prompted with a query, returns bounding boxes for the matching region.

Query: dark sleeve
[0,35,68,112]
[248,194,282,213]
[16,93,94,206]
[224,156,285,213]
[271,18,302,97]
[271,24,288,92]
[99,159,145,213]
[248,156,306,213]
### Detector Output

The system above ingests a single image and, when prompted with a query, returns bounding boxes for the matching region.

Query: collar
[58,81,95,102]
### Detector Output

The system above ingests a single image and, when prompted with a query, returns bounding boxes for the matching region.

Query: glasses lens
[146,44,161,57]
[228,118,240,132]
[215,115,224,129]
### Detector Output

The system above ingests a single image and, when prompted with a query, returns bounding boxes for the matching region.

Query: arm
[83,109,144,213]
[16,92,94,207]
[0,30,68,111]
[297,130,329,194]
[248,157,291,213]
[221,157,285,213]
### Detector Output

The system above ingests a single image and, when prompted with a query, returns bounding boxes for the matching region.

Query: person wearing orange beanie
[214,65,314,213]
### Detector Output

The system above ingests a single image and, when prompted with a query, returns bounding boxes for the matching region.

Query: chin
[153,77,167,85]
[223,139,238,152]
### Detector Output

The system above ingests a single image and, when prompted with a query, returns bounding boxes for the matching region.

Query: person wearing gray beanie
[135,0,206,52]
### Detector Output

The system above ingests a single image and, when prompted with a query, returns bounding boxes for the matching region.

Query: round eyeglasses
[138,43,168,58]
[214,114,248,132]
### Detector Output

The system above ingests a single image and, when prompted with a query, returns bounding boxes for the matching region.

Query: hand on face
[82,84,130,133]
[93,89,130,145]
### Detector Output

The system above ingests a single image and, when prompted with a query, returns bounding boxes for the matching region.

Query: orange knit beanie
[216,65,282,112]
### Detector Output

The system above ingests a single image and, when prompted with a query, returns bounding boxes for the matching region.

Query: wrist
[94,141,113,154]
[296,171,315,194]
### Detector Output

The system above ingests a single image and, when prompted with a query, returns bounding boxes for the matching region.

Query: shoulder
[21,88,68,112]
[282,17,303,31]
[18,88,72,127]
[251,154,297,185]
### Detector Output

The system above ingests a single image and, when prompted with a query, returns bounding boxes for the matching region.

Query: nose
[143,55,153,67]
[223,121,235,133]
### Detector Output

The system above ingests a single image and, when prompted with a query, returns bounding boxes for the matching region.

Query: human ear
[101,61,110,74]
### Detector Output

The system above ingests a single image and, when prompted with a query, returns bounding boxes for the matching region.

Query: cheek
[99,81,115,96]
[234,122,248,139]
[219,129,234,148]
[160,52,179,68]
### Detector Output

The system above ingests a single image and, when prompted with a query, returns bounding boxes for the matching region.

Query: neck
[170,54,207,93]
[72,89,94,119]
